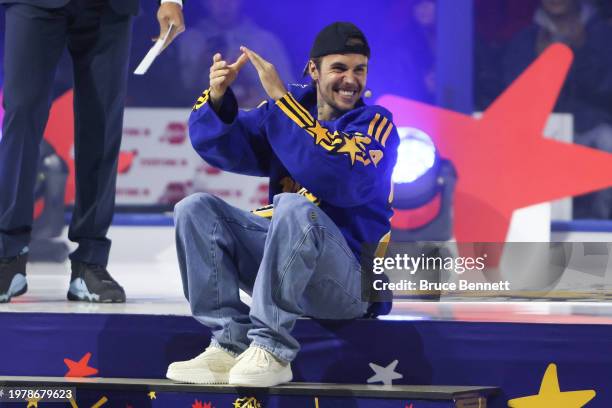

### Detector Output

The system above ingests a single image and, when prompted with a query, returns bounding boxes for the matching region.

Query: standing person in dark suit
[0,0,185,303]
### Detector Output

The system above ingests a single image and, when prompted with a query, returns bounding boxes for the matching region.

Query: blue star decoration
[367,359,403,385]
[508,363,596,407]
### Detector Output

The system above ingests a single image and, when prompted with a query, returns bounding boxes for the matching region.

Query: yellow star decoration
[233,396,262,408]
[148,391,157,400]
[26,398,39,408]
[508,364,596,407]
[336,135,362,165]
[353,134,372,149]
[308,121,332,145]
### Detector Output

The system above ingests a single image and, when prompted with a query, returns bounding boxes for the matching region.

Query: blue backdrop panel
[0,312,609,406]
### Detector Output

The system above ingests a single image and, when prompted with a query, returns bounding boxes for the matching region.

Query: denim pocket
[303,273,367,320]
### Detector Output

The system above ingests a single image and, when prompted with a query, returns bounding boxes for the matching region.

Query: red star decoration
[64,352,99,378]
[192,400,213,408]
[379,44,612,242]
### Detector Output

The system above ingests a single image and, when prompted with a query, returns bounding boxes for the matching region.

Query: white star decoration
[367,359,404,385]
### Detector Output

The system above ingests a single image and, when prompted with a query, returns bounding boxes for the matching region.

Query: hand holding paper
[157,1,185,51]
[133,24,174,76]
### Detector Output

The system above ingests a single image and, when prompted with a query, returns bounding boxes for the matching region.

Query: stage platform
[1,222,611,407]
[0,377,497,407]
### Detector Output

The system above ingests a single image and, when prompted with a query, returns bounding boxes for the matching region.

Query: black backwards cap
[309,22,371,59]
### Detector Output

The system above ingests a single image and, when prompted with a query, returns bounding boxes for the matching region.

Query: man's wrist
[160,0,183,8]
[209,89,225,111]
[272,87,289,101]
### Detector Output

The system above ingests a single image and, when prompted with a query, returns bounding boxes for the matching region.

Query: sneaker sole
[229,365,293,387]
[166,368,229,384]
[67,278,125,303]
[0,274,27,303]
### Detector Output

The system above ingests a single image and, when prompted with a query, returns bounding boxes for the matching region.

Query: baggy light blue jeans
[174,192,369,362]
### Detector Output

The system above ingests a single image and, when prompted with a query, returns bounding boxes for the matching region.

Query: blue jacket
[189,84,399,315]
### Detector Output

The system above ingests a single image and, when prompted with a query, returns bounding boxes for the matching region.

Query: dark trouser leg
[0,4,67,258]
[66,2,132,266]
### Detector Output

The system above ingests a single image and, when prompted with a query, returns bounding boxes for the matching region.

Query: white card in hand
[133,24,174,75]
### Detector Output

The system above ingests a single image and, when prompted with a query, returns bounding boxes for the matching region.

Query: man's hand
[209,53,249,107]
[157,2,185,50]
[241,46,288,101]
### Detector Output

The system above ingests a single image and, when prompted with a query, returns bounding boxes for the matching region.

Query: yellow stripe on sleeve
[284,94,314,126]
[287,93,315,124]
[192,89,210,111]
[381,122,394,147]
[277,98,307,128]
[374,116,389,141]
[367,113,381,137]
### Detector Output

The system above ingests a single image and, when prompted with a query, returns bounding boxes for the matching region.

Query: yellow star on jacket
[308,121,332,145]
[508,364,596,407]
[336,135,362,165]
[148,391,156,400]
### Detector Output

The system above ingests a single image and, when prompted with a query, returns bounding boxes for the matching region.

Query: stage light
[386,127,457,302]
[392,127,437,184]
[390,127,456,241]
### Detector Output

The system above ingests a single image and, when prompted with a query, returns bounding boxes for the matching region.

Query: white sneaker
[166,345,237,384]
[228,345,293,387]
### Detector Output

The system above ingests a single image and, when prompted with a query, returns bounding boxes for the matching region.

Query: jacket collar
[288,83,366,114]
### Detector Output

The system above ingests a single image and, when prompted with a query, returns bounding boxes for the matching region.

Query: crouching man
[167,22,398,387]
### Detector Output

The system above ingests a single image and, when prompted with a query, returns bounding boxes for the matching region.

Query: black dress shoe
[0,253,28,303]
[67,261,126,303]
